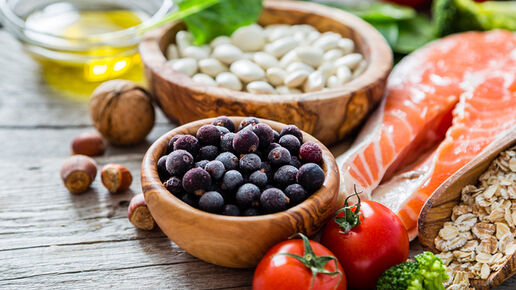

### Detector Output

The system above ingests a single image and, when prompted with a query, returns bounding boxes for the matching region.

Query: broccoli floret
[377,252,448,290]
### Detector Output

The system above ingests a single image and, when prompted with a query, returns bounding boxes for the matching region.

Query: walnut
[90,80,155,146]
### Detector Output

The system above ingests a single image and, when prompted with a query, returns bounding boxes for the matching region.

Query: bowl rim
[139,0,392,102]
[141,116,340,224]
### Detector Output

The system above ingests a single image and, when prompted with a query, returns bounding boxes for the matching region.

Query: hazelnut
[90,80,155,146]
[101,163,133,193]
[71,132,106,156]
[60,155,97,194]
[128,193,155,230]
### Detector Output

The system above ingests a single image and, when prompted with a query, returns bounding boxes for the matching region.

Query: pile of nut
[166,23,366,94]
[435,146,516,289]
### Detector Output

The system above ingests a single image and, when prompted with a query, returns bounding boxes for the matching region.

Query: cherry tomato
[383,0,431,8]
[253,234,346,290]
[321,193,409,289]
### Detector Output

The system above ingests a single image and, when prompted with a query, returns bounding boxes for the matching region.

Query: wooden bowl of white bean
[139,0,392,145]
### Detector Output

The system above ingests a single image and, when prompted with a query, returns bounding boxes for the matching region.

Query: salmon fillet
[337,30,516,239]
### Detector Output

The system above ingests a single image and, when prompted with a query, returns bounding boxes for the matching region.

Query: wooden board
[0,27,514,289]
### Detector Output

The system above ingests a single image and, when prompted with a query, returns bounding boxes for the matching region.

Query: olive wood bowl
[139,0,392,146]
[418,129,516,289]
[141,117,340,268]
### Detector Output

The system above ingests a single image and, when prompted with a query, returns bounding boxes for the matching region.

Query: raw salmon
[337,30,516,239]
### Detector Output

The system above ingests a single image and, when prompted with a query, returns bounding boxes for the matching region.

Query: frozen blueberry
[273,130,280,143]
[235,183,260,208]
[216,126,230,136]
[180,193,198,208]
[220,133,236,152]
[285,184,307,205]
[198,191,224,213]
[215,152,239,171]
[243,208,260,216]
[297,163,325,192]
[212,116,235,132]
[233,129,259,154]
[274,165,298,188]
[157,155,170,181]
[222,204,240,216]
[221,170,244,192]
[205,160,225,180]
[260,188,289,213]
[249,170,268,188]
[196,124,221,145]
[198,145,219,160]
[299,142,323,164]
[267,142,281,153]
[251,123,275,149]
[280,125,303,143]
[260,162,273,179]
[268,147,291,166]
[182,168,212,196]
[163,176,183,196]
[290,156,302,168]
[238,117,260,131]
[195,160,209,169]
[279,134,301,155]
[167,134,184,153]
[239,153,262,173]
[173,135,200,156]
[166,150,194,176]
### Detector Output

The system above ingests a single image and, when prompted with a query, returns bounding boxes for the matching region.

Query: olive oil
[24,3,149,96]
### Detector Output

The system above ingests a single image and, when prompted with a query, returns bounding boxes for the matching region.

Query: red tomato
[383,0,431,8]
[321,199,409,289]
[253,234,346,290]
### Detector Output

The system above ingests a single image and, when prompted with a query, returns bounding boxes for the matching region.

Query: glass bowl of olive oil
[0,0,173,96]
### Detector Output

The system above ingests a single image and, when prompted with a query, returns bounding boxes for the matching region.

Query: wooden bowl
[139,0,392,146]
[141,117,340,268]
[418,130,516,289]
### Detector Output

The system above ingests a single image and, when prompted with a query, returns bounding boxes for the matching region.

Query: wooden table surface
[0,28,514,289]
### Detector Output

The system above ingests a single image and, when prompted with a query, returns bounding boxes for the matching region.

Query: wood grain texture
[141,117,341,268]
[418,129,516,289]
[139,0,392,146]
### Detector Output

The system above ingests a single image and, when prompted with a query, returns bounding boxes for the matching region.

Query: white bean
[286,62,314,74]
[265,37,299,58]
[181,45,210,60]
[295,46,323,67]
[168,58,197,77]
[216,72,242,91]
[335,53,363,69]
[293,31,306,44]
[175,31,194,54]
[253,52,278,69]
[167,44,179,59]
[199,58,227,77]
[313,33,341,51]
[323,49,344,62]
[306,31,321,44]
[212,44,244,64]
[292,24,317,34]
[318,62,335,80]
[353,60,368,78]
[230,59,265,83]
[266,25,292,42]
[338,38,355,55]
[210,35,231,48]
[284,70,309,88]
[327,75,342,88]
[304,71,325,92]
[276,86,301,94]
[247,81,275,94]
[231,24,265,52]
[279,50,299,68]
[336,66,352,84]
[192,73,216,85]
[266,67,287,86]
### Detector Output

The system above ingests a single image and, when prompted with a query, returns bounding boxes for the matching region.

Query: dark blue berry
[279,134,301,155]
[157,155,170,181]
[166,150,194,176]
[196,124,221,145]
[267,142,281,153]
[198,145,219,160]
[212,116,235,132]
[164,176,183,196]
[222,204,240,216]
[297,163,325,192]
[268,147,291,166]
[249,170,268,187]
[195,160,209,169]
[182,168,212,196]
[181,193,198,208]
[167,134,184,153]
[280,125,303,142]
[260,162,273,179]
[260,188,289,213]
[205,160,225,180]
[274,165,298,188]
[285,184,307,205]
[173,135,199,156]
[233,129,259,154]
[290,156,302,168]
[239,153,262,173]
[251,123,275,149]
[221,170,243,192]
[273,130,280,142]
[238,117,260,131]
[215,152,239,171]
[198,191,224,213]
[243,208,260,216]
[220,133,236,152]
[299,142,323,164]
[235,183,260,208]
[216,126,230,136]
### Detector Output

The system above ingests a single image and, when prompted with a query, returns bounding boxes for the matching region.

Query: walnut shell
[90,80,155,146]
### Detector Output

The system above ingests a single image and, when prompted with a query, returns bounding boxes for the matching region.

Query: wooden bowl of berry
[139,0,392,145]
[141,116,340,268]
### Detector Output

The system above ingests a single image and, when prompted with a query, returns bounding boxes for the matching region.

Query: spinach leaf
[304,1,415,22]
[394,15,434,54]
[367,21,399,48]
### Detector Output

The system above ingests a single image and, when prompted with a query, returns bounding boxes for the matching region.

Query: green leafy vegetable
[395,15,434,54]
[306,0,415,22]
[368,21,399,48]
[377,252,448,290]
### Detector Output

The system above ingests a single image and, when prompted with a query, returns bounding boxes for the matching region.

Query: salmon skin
[337,30,516,240]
